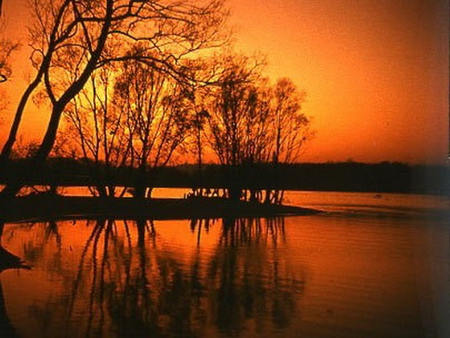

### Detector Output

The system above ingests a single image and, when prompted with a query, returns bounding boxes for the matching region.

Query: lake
[0,191,449,337]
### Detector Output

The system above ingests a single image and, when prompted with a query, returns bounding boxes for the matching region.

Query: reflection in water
[1,217,304,337]
[0,221,29,338]
[2,191,447,338]
[0,282,17,338]
[210,218,302,335]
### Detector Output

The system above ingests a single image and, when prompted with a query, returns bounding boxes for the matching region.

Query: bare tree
[205,57,311,203]
[113,56,193,198]
[270,78,309,164]
[206,55,265,200]
[0,0,19,76]
[0,24,20,177]
[174,65,213,197]
[0,38,18,84]
[189,102,211,197]
[61,65,129,197]
[0,0,228,197]
[263,78,311,204]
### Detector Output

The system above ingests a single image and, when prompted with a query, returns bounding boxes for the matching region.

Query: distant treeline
[0,158,448,196]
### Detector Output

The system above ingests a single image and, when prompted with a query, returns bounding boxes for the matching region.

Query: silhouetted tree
[0,8,19,83]
[0,37,18,84]
[206,56,311,203]
[263,78,311,204]
[0,30,19,136]
[176,68,213,197]
[206,55,265,200]
[0,0,228,197]
[0,220,29,338]
[61,65,128,197]
[113,55,193,198]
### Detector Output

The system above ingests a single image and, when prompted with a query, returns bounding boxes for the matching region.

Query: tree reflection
[190,218,215,246]
[0,221,29,338]
[207,218,302,335]
[0,278,18,338]
[3,217,305,337]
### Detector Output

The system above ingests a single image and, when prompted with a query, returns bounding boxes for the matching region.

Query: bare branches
[0,38,20,83]
[3,0,319,204]
[201,54,312,202]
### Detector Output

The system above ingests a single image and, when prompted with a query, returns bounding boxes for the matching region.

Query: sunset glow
[228,0,449,164]
[1,2,449,337]
[234,1,449,164]
[0,0,449,164]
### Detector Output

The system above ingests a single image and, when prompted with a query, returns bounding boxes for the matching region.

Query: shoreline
[0,195,321,223]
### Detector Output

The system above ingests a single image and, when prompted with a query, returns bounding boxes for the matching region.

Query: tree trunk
[0,102,65,197]
[0,0,71,168]
[133,166,148,199]
[0,0,113,198]
[0,73,43,167]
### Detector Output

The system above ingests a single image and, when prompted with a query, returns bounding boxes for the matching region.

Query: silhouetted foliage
[205,55,312,202]
[53,51,312,202]
[0,1,316,204]
[61,65,125,197]
[113,54,193,198]
[0,0,228,197]
[0,36,18,84]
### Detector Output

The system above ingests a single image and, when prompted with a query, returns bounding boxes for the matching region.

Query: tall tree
[62,65,129,197]
[206,55,268,200]
[264,78,311,204]
[0,0,228,197]
[206,56,311,203]
[113,55,193,198]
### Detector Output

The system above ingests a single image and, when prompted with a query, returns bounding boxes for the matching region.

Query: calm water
[0,191,449,337]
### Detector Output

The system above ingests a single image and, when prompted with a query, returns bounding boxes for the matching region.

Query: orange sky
[1,0,449,164]
[228,0,449,164]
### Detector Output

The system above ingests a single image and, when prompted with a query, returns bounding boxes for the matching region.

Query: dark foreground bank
[0,196,320,222]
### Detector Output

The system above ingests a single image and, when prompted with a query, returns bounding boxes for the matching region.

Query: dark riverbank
[1,159,448,195]
[0,196,320,223]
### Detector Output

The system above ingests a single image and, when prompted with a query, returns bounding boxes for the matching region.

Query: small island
[1,194,320,223]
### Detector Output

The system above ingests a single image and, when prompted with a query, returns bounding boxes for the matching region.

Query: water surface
[0,192,449,337]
